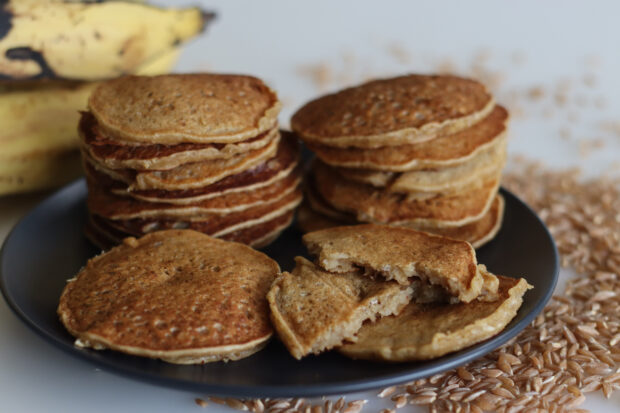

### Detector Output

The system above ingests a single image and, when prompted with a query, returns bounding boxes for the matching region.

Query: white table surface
[2,1,620,411]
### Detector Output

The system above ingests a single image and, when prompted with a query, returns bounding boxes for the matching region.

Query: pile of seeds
[198,158,620,412]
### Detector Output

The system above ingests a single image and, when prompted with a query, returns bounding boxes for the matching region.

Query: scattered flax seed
[385,43,411,64]
[297,63,334,92]
[208,396,227,406]
[391,394,407,409]
[600,121,620,138]
[435,59,457,75]
[527,86,545,100]
[457,366,475,381]
[377,386,397,398]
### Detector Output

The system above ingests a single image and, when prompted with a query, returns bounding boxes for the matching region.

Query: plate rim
[0,179,559,398]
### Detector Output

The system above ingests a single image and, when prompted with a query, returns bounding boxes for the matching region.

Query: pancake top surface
[303,224,484,302]
[58,230,279,352]
[88,74,281,144]
[338,275,531,361]
[291,74,493,145]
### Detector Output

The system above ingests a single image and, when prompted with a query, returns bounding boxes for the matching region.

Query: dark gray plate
[0,179,558,398]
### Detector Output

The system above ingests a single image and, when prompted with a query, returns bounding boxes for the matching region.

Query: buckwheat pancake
[296,202,346,234]
[313,161,500,228]
[220,210,296,248]
[305,105,508,171]
[304,179,355,222]
[86,135,300,205]
[58,230,280,364]
[89,74,281,145]
[337,135,507,194]
[303,224,493,303]
[298,194,505,249]
[86,169,300,219]
[338,275,531,361]
[292,74,494,149]
[267,257,413,359]
[86,209,296,250]
[84,133,280,191]
[409,195,505,249]
[80,111,280,170]
[84,216,120,251]
[95,188,303,239]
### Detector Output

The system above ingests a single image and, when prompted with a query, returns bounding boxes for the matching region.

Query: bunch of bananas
[0,0,214,196]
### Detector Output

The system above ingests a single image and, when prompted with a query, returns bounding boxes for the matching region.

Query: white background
[1,0,620,411]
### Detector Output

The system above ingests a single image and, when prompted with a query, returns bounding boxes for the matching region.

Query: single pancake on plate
[58,230,280,364]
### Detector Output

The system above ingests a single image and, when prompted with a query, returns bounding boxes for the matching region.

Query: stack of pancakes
[292,74,508,248]
[80,74,302,249]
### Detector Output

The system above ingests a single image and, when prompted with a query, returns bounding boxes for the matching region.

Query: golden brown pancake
[58,230,280,364]
[84,133,280,191]
[292,74,494,149]
[306,106,507,171]
[304,179,355,222]
[133,135,280,190]
[312,161,500,228]
[298,195,505,249]
[89,74,281,144]
[86,210,296,251]
[296,202,353,234]
[80,111,280,170]
[220,210,296,248]
[86,134,300,205]
[409,195,505,249]
[86,168,301,220]
[267,257,413,359]
[338,275,531,361]
[94,188,303,239]
[303,224,492,303]
[336,135,507,194]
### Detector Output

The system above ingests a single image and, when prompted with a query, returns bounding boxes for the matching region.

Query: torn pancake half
[303,224,495,303]
[338,275,532,361]
[267,257,414,359]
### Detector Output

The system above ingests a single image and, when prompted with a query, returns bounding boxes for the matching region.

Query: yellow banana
[0,0,212,80]
[0,47,180,196]
[0,150,83,196]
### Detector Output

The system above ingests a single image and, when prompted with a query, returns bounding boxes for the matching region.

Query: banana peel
[0,46,180,196]
[0,150,83,196]
[0,0,214,80]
